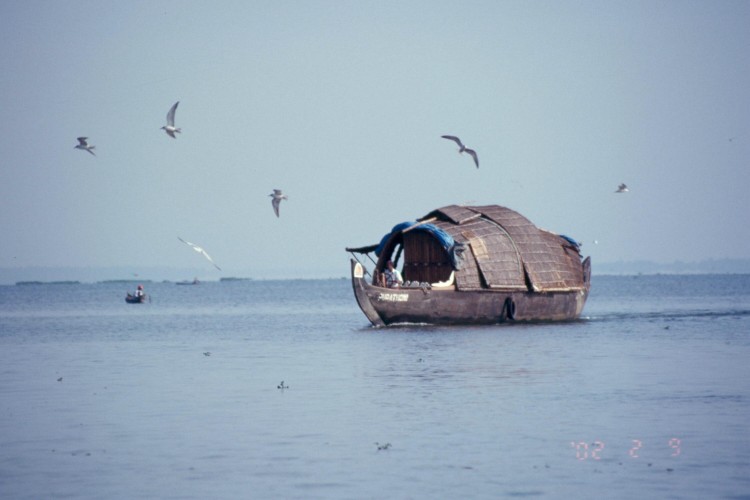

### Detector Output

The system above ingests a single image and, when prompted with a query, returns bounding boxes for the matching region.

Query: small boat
[125,293,147,304]
[176,278,200,285]
[347,204,591,326]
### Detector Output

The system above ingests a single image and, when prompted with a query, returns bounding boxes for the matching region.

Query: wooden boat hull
[350,260,589,327]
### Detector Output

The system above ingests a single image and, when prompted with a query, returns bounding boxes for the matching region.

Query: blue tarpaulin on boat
[375,221,463,268]
[374,221,416,257]
[559,234,581,250]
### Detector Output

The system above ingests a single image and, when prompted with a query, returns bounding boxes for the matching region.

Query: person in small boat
[384,260,403,288]
[134,284,144,298]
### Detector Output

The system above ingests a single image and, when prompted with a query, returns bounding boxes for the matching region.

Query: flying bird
[269,189,288,218]
[177,237,221,270]
[161,101,181,138]
[441,135,479,168]
[615,183,629,193]
[74,137,96,156]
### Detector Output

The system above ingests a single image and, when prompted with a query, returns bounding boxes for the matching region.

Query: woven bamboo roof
[422,205,587,292]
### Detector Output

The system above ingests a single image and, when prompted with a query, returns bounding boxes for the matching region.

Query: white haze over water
[1,1,749,281]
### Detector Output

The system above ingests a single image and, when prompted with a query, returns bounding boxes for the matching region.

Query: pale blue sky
[1,0,748,280]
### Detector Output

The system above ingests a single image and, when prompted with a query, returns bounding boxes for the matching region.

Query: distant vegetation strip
[594,259,750,275]
[4,259,750,285]
[99,279,154,284]
[15,281,81,286]
[14,278,254,285]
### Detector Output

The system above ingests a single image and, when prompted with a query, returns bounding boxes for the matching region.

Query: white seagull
[177,237,221,270]
[269,189,288,218]
[615,183,629,193]
[441,135,479,168]
[161,101,181,138]
[75,137,96,156]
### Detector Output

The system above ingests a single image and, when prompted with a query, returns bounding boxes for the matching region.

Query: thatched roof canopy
[411,205,588,292]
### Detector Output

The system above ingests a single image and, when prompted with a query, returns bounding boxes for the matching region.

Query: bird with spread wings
[177,237,221,270]
[269,189,288,218]
[75,137,96,156]
[441,135,479,168]
[161,101,182,138]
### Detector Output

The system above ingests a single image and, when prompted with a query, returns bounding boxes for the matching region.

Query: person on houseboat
[384,260,403,288]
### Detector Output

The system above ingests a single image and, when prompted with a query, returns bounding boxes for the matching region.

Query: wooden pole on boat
[401,217,437,234]
[348,252,373,277]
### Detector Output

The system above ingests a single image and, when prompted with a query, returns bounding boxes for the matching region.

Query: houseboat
[347,204,591,326]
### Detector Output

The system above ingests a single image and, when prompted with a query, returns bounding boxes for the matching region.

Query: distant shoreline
[2,259,750,285]
[15,280,81,286]
[4,272,750,287]
[592,259,750,275]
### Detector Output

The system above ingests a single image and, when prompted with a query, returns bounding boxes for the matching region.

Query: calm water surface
[1,275,749,499]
